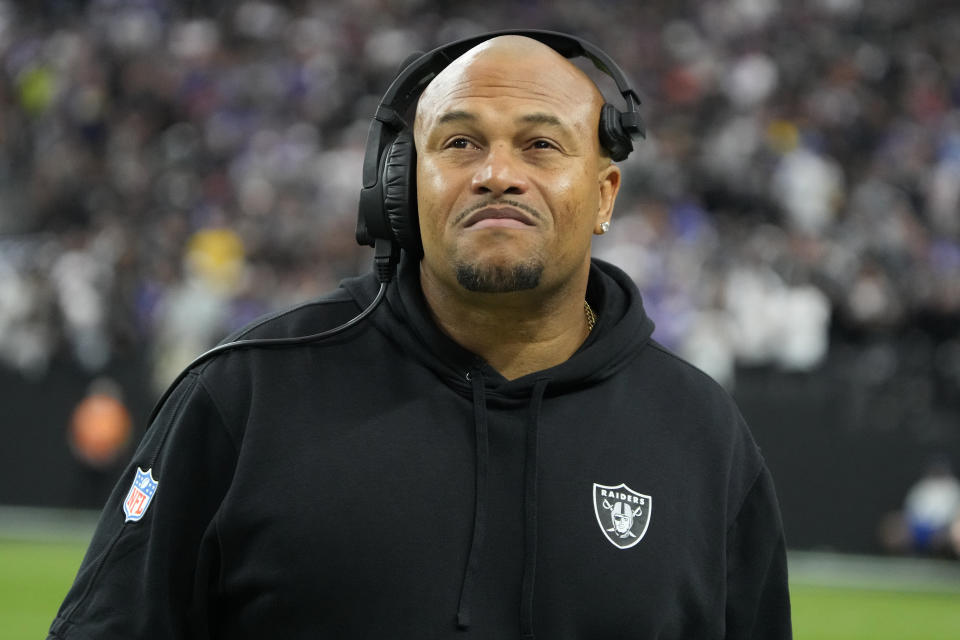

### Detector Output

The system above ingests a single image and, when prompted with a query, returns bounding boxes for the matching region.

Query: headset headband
[361,29,645,190]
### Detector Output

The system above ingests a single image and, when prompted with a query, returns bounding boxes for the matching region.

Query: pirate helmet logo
[593,483,652,549]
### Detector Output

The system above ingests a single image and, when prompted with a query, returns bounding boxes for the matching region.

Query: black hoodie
[49,257,792,639]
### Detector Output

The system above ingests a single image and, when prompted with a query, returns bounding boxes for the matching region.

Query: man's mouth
[462,206,536,230]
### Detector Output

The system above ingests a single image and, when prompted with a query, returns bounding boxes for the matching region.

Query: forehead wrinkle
[518,112,564,127]
[436,110,476,125]
[516,112,581,142]
[420,80,594,135]
[438,76,591,107]
[427,106,582,143]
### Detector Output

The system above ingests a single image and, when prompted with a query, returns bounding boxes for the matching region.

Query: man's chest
[207,386,729,639]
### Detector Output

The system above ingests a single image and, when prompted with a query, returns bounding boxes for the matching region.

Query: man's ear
[594,162,621,235]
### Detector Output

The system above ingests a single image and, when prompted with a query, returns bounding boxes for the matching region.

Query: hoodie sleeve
[724,464,793,639]
[48,371,237,640]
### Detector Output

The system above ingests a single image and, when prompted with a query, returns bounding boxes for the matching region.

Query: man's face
[613,512,632,534]
[414,39,620,296]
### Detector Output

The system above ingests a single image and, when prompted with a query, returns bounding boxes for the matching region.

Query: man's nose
[471,144,528,197]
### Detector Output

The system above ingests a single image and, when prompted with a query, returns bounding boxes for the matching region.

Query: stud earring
[600,221,611,234]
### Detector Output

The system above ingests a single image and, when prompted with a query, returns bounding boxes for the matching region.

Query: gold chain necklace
[584,300,597,332]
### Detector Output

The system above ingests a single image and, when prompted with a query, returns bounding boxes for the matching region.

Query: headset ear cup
[598,103,633,162]
[382,131,422,257]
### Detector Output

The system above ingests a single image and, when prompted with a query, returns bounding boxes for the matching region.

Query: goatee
[455,260,543,293]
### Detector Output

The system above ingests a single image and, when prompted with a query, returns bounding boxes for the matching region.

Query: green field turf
[2,537,960,639]
[790,584,960,639]
[0,538,88,639]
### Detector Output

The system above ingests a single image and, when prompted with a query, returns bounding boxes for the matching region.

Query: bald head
[414,36,608,158]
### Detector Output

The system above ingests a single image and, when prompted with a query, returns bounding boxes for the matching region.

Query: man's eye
[531,139,557,150]
[448,138,474,149]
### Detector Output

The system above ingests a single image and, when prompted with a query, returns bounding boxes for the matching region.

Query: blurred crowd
[0,0,959,394]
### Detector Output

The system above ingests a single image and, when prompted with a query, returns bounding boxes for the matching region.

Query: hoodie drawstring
[456,372,549,639]
[520,378,549,640]
[457,370,489,629]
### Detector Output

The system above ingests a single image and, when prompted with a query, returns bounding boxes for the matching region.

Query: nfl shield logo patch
[593,482,652,549]
[123,467,158,523]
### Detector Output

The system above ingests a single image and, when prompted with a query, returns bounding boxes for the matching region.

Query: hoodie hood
[341,253,655,394]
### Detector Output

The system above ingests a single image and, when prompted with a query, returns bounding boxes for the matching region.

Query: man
[50,34,792,639]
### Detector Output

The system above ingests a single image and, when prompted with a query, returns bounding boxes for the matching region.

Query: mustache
[451,198,544,226]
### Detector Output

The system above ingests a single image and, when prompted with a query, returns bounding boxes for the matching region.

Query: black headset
[355,29,646,276]
[149,30,645,424]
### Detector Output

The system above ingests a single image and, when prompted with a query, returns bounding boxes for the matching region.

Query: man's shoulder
[632,338,754,440]
[635,339,767,505]
[641,339,731,399]
[188,280,375,419]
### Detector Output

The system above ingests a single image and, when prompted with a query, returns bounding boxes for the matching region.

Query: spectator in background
[150,226,245,392]
[68,377,133,470]
[880,457,960,558]
[67,376,135,506]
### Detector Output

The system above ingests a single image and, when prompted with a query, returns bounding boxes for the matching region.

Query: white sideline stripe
[788,550,960,594]
[0,505,99,542]
[2,505,960,594]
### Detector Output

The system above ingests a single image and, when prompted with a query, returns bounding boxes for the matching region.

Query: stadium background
[1,0,959,637]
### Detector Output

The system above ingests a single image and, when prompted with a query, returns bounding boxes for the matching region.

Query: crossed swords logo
[593,483,652,549]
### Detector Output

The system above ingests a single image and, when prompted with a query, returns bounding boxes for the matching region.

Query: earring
[600,221,611,234]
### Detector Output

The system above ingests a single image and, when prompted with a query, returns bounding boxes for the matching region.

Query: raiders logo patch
[123,467,158,523]
[593,482,652,549]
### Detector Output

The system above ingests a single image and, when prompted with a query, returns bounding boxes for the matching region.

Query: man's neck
[420,268,592,381]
